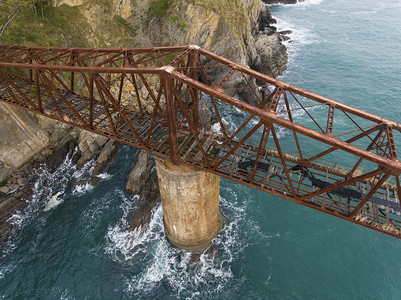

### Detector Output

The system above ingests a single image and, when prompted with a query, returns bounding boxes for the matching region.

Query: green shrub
[170,14,187,29]
[148,0,170,17]
[0,179,7,188]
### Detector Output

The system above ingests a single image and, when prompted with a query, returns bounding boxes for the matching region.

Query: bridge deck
[1,45,401,240]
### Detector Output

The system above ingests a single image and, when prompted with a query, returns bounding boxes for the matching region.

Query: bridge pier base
[155,159,223,252]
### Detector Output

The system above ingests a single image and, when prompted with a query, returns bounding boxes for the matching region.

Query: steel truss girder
[1,44,401,240]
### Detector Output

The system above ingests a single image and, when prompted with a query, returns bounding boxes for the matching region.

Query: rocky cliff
[49,0,287,79]
[126,0,287,105]
[180,0,287,78]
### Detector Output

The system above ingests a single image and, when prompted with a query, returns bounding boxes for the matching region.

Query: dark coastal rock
[127,172,160,232]
[279,30,293,35]
[180,2,287,107]
[252,33,288,79]
[17,178,29,187]
[92,140,117,176]
[125,150,161,234]
[263,0,300,4]
[0,186,10,194]
[0,165,16,183]
[126,150,153,195]
[258,5,277,32]
[76,130,109,169]
[74,139,117,189]
[281,35,291,42]
[190,243,220,261]
[263,27,276,36]
[45,140,76,172]
[0,124,118,242]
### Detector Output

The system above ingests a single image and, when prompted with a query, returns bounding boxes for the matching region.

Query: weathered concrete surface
[156,160,223,252]
[0,103,48,174]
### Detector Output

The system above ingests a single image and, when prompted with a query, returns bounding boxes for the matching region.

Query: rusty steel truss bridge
[1,44,401,239]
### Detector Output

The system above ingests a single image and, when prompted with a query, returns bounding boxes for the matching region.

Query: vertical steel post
[89,73,94,129]
[189,49,199,131]
[70,51,75,93]
[116,52,126,132]
[35,70,42,112]
[163,75,180,163]
[28,49,33,82]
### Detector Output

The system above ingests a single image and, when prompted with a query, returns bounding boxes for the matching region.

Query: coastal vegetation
[0,0,261,48]
[148,0,170,17]
[0,0,130,47]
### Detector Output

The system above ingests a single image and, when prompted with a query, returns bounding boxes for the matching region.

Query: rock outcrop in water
[126,150,153,195]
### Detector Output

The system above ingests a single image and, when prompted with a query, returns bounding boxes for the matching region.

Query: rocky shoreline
[0,110,118,240]
[0,0,290,242]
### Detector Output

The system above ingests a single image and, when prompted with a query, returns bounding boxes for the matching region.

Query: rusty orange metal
[1,44,401,239]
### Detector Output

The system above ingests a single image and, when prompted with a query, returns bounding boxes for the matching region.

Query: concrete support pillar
[156,159,223,252]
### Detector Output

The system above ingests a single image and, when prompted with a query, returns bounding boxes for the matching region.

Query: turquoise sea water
[2,0,401,298]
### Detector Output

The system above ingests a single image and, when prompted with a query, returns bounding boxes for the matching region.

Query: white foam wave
[267,0,323,8]
[96,172,112,180]
[275,17,321,48]
[72,182,93,195]
[7,211,27,229]
[71,157,100,195]
[0,264,16,279]
[105,187,278,299]
[212,122,222,135]
[43,191,64,211]
[105,198,163,262]
[2,147,93,242]
[59,289,72,300]
[296,0,324,6]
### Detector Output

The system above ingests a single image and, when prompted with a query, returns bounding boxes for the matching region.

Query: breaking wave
[296,0,324,6]
[105,186,277,299]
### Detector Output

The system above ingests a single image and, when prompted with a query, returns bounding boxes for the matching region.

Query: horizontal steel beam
[196,47,401,131]
[0,62,167,74]
[168,69,401,174]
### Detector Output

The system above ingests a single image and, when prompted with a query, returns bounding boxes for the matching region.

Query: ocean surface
[2,0,401,298]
